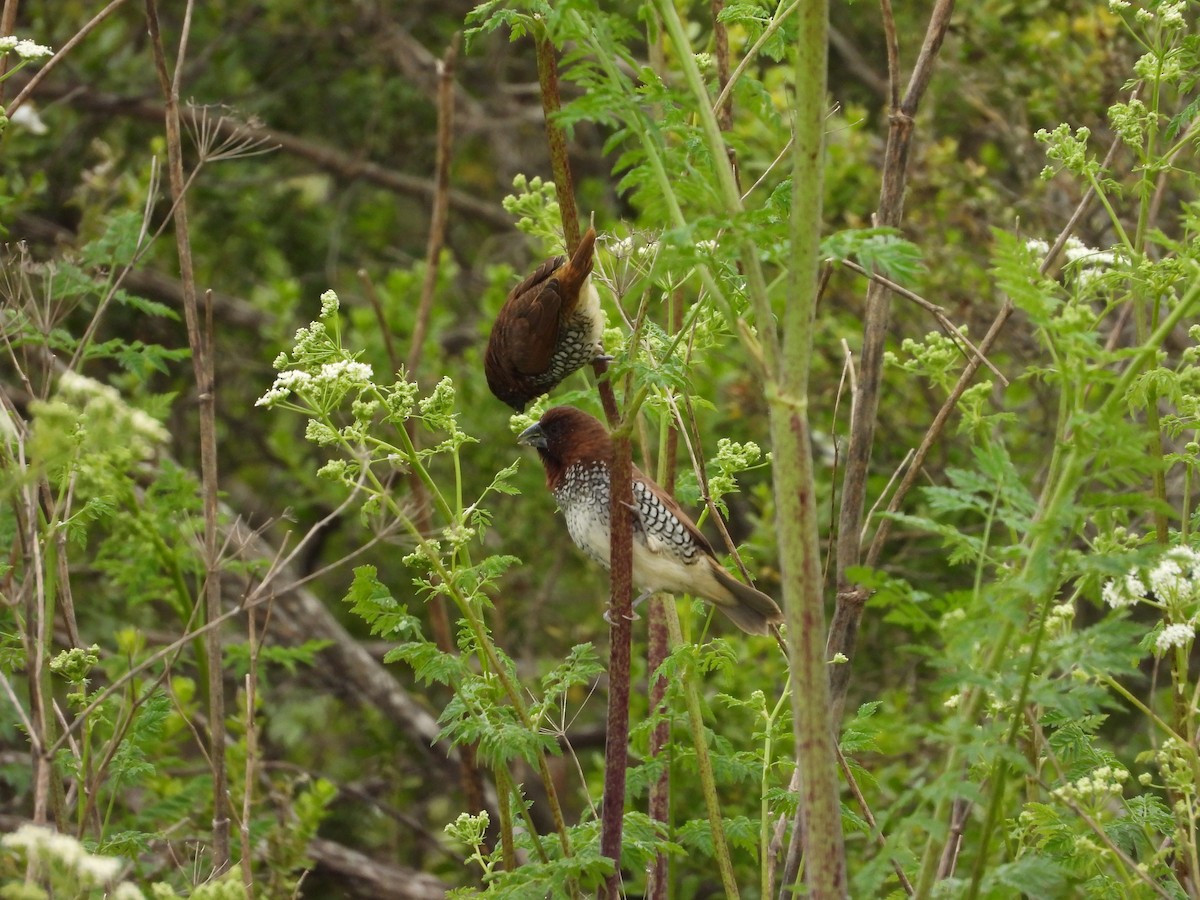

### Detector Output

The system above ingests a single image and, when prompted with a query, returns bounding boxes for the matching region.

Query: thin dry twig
[936,797,970,879]
[359,270,401,371]
[408,34,460,377]
[396,33,494,844]
[835,745,914,895]
[837,258,1008,385]
[239,610,260,894]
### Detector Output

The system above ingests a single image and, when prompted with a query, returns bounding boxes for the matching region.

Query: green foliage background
[3,0,1200,897]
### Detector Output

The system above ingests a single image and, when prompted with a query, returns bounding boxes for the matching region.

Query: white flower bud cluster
[1051,765,1130,803]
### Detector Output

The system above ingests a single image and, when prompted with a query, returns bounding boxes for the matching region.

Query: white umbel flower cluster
[1101,546,1200,659]
[1101,569,1146,609]
[1101,547,1200,611]
[0,35,53,58]
[1147,547,1200,606]
[1155,623,1194,654]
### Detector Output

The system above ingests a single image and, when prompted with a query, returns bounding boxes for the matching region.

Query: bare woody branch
[828,0,956,723]
[26,83,515,230]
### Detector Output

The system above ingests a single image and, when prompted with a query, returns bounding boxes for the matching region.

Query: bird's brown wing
[499,256,567,376]
[631,466,718,558]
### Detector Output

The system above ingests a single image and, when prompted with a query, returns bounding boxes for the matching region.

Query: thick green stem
[770,0,847,895]
[663,606,741,899]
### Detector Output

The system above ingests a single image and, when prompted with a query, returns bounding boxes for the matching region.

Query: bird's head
[517,406,612,486]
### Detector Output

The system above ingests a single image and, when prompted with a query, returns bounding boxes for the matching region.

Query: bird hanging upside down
[518,406,785,636]
[485,227,605,412]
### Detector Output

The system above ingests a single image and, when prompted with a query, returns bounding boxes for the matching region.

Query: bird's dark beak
[517,422,547,449]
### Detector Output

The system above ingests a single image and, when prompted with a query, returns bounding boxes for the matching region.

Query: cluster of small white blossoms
[1156,623,1194,653]
[1102,546,1200,654]
[56,370,170,451]
[1101,569,1146,609]
[1051,765,1130,803]
[1026,236,1119,287]
[2,824,142,897]
[256,359,373,408]
[0,36,52,58]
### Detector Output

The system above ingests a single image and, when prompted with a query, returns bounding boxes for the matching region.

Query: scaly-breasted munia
[518,406,784,635]
[485,227,605,411]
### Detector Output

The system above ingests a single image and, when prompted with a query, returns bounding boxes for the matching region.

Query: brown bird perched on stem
[518,406,784,635]
[485,227,605,411]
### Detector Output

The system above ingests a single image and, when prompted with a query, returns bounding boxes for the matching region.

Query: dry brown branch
[27,83,515,230]
[828,0,956,723]
[144,0,231,870]
[828,24,889,98]
[861,131,1126,573]
[395,32,495,845]
[307,838,449,900]
[836,745,914,895]
[408,34,460,377]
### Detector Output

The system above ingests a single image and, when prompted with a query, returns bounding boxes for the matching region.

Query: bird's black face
[516,406,610,475]
[517,421,549,451]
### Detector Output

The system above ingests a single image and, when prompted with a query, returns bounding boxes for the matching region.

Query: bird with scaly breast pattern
[518,406,784,635]
[484,227,604,412]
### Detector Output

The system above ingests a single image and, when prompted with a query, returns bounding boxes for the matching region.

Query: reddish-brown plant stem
[144,0,230,872]
[775,0,846,891]
[711,0,739,187]
[828,0,956,724]
[532,29,630,892]
[533,29,619,426]
[240,612,260,894]
[0,0,17,92]
[600,434,635,899]
[645,600,670,899]
[535,35,580,253]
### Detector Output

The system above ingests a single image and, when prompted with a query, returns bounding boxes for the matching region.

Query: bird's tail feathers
[559,226,597,292]
[710,565,784,636]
